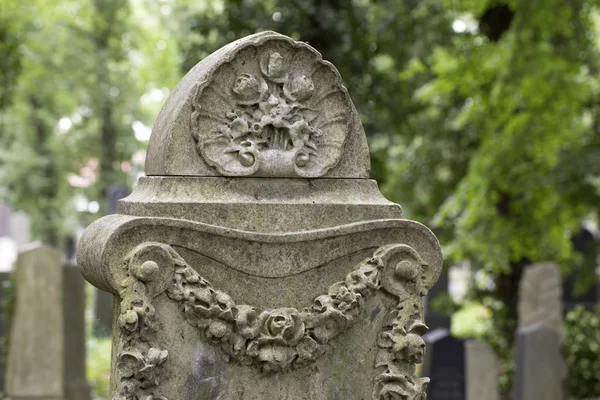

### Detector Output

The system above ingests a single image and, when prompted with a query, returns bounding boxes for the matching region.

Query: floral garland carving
[113,242,432,400]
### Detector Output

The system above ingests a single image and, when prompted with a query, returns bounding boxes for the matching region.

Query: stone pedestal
[78,31,442,400]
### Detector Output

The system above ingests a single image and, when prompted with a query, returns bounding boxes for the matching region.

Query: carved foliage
[112,242,433,400]
[191,42,351,177]
[373,245,431,400]
[165,243,382,373]
[114,243,173,400]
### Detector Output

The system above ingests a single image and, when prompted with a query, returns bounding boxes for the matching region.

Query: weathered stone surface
[466,340,499,400]
[512,324,566,400]
[78,31,442,400]
[145,31,370,178]
[5,244,90,400]
[518,263,563,336]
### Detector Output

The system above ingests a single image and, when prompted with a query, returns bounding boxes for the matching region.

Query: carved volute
[78,31,442,400]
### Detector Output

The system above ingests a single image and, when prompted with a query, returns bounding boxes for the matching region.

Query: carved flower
[234,305,261,339]
[118,309,139,333]
[284,74,314,102]
[398,333,426,364]
[232,73,264,105]
[248,342,297,373]
[259,308,305,345]
[117,350,144,378]
[205,320,232,342]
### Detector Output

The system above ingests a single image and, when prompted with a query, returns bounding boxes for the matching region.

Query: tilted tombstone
[512,324,566,400]
[518,263,563,336]
[422,329,499,400]
[5,243,90,400]
[78,31,442,399]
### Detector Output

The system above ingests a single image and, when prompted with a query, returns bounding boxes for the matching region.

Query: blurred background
[1,0,600,399]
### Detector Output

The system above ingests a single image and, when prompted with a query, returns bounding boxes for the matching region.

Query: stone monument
[513,263,566,400]
[422,329,499,400]
[5,243,90,399]
[78,31,442,399]
[512,324,565,400]
[518,263,563,336]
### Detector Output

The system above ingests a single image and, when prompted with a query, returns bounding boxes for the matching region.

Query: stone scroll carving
[113,241,432,400]
[191,43,352,177]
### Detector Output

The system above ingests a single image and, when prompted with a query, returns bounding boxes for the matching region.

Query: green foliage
[87,337,112,399]
[564,306,600,398]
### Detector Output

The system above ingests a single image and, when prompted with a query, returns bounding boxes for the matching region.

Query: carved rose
[232,73,264,104]
[284,74,314,101]
[396,333,425,364]
[260,308,305,345]
[247,341,297,373]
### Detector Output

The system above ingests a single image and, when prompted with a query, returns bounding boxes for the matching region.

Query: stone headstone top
[78,32,443,400]
[518,263,563,337]
[146,31,369,178]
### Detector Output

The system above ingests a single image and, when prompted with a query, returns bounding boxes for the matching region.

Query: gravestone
[512,324,566,400]
[422,329,465,400]
[422,329,499,400]
[77,31,442,399]
[5,243,90,399]
[518,263,563,336]
[93,184,131,337]
[466,340,499,400]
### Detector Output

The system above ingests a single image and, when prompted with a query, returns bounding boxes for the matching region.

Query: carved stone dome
[145,31,370,178]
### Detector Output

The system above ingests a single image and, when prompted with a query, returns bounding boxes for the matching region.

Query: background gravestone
[518,263,563,336]
[423,328,499,400]
[5,243,90,400]
[423,329,465,400]
[466,340,499,400]
[513,324,565,400]
[78,31,443,399]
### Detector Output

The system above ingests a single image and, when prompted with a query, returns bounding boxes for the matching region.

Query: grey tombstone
[466,340,499,400]
[422,329,465,400]
[518,263,563,336]
[512,324,565,400]
[5,243,90,400]
[77,31,443,399]
[423,329,499,400]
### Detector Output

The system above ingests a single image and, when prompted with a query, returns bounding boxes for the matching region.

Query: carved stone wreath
[113,242,431,400]
[191,44,351,177]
